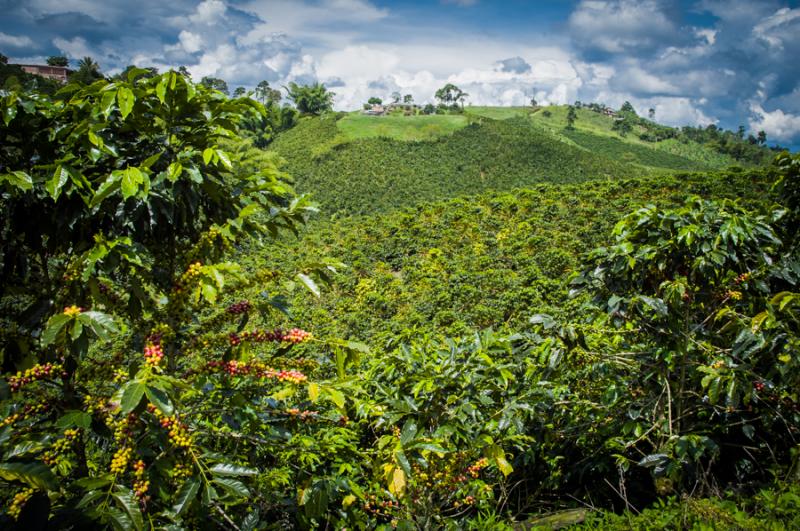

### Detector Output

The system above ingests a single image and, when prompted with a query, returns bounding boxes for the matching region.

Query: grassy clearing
[337,112,469,141]
[465,106,531,120]
[531,105,739,167]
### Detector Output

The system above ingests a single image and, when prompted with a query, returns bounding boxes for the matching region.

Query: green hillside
[337,112,469,141]
[269,108,753,218]
[530,105,740,167]
[244,167,772,344]
[270,114,643,216]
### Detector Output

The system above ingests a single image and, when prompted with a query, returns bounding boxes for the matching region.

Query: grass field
[337,112,469,141]
[465,106,530,120]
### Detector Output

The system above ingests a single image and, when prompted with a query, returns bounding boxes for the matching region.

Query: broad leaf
[0,461,58,490]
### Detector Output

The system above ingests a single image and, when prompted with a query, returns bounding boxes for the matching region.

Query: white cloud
[749,103,800,142]
[612,65,677,95]
[752,7,800,49]
[177,30,203,54]
[52,36,95,58]
[189,0,227,25]
[0,32,33,48]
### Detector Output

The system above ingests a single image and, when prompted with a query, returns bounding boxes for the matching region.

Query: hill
[271,113,644,216]
[268,107,761,217]
[239,166,773,344]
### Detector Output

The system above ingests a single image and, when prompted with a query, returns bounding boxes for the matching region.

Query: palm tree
[77,57,100,74]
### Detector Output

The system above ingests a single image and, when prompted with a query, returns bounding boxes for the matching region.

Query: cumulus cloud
[189,0,226,25]
[750,103,800,142]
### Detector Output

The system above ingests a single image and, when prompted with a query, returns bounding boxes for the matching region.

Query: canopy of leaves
[286,82,335,115]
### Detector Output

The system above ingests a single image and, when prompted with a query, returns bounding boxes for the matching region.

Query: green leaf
[202,148,215,165]
[409,442,447,454]
[297,273,320,298]
[57,410,92,430]
[0,461,58,490]
[4,442,47,459]
[117,87,135,119]
[77,311,119,341]
[100,89,117,118]
[144,385,173,416]
[90,172,122,208]
[77,489,105,509]
[400,420,418,446]
[213,477,250,498]
[345,341,370,354]
[41,313,73,347]
[156,76,169,104]
[0,171,33,191]
[215,149,232,170]
[209,463,259,477]
[107,506,133,531]
[394,449,411,476]
[113,486,144,531]
[172,477,200,515]
[121,166,144,199]
[327,388,345,409]
[120,381,146,414]
[47,166,70,201]
[3,101,18,125]
[167,162,183,182]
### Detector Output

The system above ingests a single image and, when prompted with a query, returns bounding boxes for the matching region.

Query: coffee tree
[0,70,360,528]
[570,174,800,493]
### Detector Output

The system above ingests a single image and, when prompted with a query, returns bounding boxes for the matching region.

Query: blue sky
[2,0,799,147]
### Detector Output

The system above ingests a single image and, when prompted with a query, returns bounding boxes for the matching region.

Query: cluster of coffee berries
[228,328,312,346]
[8,363,65,392]
[734,272,752,284]
[84,395,110,415]
[363,495,400,517]
[43,429,79,466]
[144,342,164,368]
[725,290,743,301]
[133,460,150,503]
[171,462,193,481]
[284,328,313,344]
[112,413,138,444]
[7,488,34,519]
[453,495,476,508]
[149,405,192,448]
[754,380,766,392]
[226,300,252,314]
[199,361,308,384]
[63,305,83,317]
[110,446,133,474]
[174,262,203,293]
[711,359,726,370]
[286,408,317,420]
[466,458,489,479]
[1,402,49,427]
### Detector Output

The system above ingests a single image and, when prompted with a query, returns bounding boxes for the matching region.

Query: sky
[2,0,800,147]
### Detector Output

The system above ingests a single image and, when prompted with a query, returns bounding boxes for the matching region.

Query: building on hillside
[14,64,71,83]
[602,108,616,117]
[362,104,385,115]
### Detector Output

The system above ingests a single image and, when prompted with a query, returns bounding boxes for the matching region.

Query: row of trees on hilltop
[363,83,469,114]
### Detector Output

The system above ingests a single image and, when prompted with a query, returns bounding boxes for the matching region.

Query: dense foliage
[285,82,335,116]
